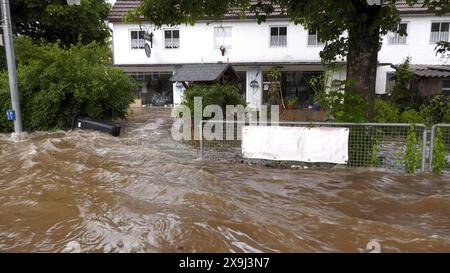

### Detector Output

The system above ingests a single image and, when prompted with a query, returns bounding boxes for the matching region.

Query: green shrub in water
[404,124,423,174]
[432,128,447,174]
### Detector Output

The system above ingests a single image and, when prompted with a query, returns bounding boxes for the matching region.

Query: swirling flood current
[0,107,449,253]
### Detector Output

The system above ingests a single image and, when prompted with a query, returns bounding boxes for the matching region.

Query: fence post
[199,121,203,160]
[429,125,437,172]
[421,125,427,172]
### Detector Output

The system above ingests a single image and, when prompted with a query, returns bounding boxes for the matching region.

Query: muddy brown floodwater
[0,107,449,253]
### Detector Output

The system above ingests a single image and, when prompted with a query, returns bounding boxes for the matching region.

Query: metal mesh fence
[430,124,450,172]
[199,121,428,172]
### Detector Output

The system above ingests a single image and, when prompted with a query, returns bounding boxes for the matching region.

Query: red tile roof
[107,0,432,23]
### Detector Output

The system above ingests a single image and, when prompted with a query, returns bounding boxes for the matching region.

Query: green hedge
[375,96,450,126]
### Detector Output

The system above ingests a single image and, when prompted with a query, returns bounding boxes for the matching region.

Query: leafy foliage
[1,0,112,70]
[9,0,111,47]
[0,37,137,132]
[374,96,450,126]
[432,128,448,173]
[400,108,427,125]
[422,95,450,125]
[312,79,368,122]
[182,84,246,116]
[374,98,400,123]
[308,74,327,109]
[267,68,282,106]
[287,96,298,105]
[390,57,415,109]
[403,124,423,174]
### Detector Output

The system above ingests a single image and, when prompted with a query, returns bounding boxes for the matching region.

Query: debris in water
[62,241,82,253]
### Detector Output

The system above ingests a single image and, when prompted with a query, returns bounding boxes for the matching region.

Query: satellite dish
[144,43,151,58]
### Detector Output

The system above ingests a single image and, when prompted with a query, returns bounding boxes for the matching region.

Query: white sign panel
[242,126,349,164]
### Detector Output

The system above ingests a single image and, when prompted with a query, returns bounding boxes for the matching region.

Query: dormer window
[164,30,180,49]
[130,30,145,49]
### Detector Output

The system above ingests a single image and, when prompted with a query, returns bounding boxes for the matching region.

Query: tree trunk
[346,6,381,120]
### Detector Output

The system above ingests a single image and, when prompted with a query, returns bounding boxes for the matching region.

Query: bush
[0,37,137,132]
[374,99,400,123]
[432,128,447,173]
[374,96,450,126]
[400,108,426,124]
[421,95,450,125]
[267,68,282,106]
[316,80,368,122]
[182,84,246,116]
[404,124,423,174]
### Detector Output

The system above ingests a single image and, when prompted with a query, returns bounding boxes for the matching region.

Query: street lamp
[1,0,22,133]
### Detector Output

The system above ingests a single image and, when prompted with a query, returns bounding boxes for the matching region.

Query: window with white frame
[214,26,232,49]
[388,23,408,45]
[431,22,450,43]
[270,26,287,47]
[308,30,324,46]
[130,30,145,49]
[164,29,180,49]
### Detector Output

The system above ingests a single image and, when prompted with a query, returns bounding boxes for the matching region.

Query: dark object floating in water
[75,117,121,137]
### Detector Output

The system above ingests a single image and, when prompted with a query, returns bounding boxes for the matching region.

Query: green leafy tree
[0,37,137,132]
[128,0,449,120]
[0,0,111,69]
[390,57,415,108]
[8,0,111,47]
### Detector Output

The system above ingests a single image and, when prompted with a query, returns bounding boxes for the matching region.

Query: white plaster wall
[378,15,450,65]
[112,20,324,65]
[113,15,450,66]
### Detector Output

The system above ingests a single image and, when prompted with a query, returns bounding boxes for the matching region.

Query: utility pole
[1,0,22,133]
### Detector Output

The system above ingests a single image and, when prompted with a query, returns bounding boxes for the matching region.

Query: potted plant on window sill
[287,96,298,110]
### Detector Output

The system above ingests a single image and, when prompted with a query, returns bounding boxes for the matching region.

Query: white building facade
[108,1,450,107]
